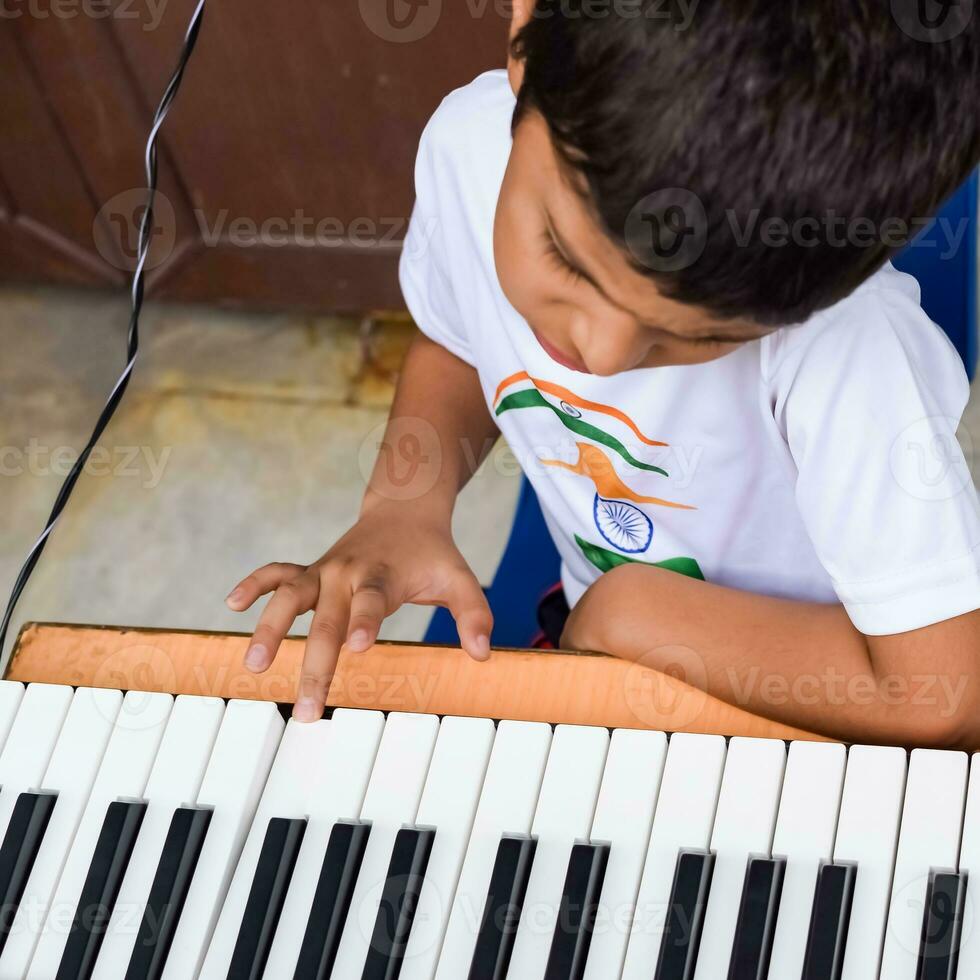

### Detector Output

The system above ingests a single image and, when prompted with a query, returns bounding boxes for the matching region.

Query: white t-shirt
[399,69,980,636]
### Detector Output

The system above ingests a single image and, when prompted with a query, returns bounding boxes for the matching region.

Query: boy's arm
[562,563,980,748]
[360,331,500,522]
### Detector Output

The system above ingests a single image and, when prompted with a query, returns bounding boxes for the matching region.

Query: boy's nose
[575,316,648,376]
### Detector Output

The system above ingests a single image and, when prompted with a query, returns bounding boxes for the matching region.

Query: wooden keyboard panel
[6,622,824,742]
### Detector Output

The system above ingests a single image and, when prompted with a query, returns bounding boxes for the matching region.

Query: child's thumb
[445,570,493,662]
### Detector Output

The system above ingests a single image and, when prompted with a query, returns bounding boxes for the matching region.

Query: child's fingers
[346,571,390,653]
[243,572,319,673]
[226,562,306,610]
[294,588,351,722]
[445,570,493,662]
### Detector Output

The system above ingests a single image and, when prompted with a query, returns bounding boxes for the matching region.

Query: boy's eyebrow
[546,217,770,345]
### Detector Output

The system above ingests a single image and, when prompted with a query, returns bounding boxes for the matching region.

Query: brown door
[0,0,509,312]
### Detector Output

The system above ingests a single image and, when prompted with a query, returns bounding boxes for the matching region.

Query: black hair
[512,0,980,325]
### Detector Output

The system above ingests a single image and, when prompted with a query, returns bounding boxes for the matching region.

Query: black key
[294,820,371,980]
[361,825,436,980]
[543,841,610,980]
[57,798,147,980]
[0,791,58,955]
[468,833,537,980]
[727,855,785,980]
[802,860,857,980]
[125,805,212,980]
[228,816,307,980]
[918,869,966,980]
[655,848,715,980]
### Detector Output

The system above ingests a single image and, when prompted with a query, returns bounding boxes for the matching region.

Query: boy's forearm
[563,563,980,748]
[361,333,499,524]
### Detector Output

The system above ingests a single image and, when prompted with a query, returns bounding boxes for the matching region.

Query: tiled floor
[0,286,521,667]
[1,284,978,668]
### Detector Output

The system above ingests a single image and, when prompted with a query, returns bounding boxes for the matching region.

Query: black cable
[0,0,207,653]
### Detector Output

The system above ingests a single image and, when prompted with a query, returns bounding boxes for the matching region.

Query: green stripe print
[575,534,705,580]
[495,389,669,477]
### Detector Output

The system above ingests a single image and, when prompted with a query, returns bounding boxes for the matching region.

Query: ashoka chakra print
[592,494,653,553]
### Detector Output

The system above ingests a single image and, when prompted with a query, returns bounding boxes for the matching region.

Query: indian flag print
[493,371,705,580]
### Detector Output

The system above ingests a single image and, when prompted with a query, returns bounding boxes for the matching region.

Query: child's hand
[225,502,492,721]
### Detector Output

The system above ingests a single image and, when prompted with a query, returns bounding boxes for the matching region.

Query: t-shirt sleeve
[398,116,475,366]
[769,287,980,635]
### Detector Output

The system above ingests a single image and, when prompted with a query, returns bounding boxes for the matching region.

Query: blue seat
[893,171,977,379]
[425,173,979,647]
[425,478,562,647]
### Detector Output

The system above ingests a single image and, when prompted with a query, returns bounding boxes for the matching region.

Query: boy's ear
[507,0,534,95]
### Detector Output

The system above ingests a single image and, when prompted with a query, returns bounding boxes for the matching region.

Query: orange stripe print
[542,443,696,511]
[492,370,531,406]
[493,372,668,447]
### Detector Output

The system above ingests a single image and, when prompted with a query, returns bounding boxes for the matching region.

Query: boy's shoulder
[410,70,515,240]
[763,263,970,416]
[416,70,514,171]
[423,69,513,139]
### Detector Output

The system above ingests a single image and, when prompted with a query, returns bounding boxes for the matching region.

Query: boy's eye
[542,232,585,285]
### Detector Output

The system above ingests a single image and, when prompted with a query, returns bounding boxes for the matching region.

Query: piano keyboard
[0,679,975,980]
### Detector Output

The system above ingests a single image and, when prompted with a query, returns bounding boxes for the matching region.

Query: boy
[227,0,980,746]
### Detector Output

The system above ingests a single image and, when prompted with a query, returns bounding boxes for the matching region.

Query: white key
[0,683,73,836]
[621,733,727,980]
[161,698,284,979]
[91,694,225,980]
[879,748,968,980]
[0,687,121,978]
[693,736,786,980]
[27,690,174,979]
[434,720,552,980]
[584,728,667,980]
[264,708,385,978]
[507,724,610,978]
[834,744,907,980]
[0,679,25,749]
[401,716,496,980]
[331,711,440,977]
[954,753,980,972]
[766,740,847,978]
[200,716,334,977]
